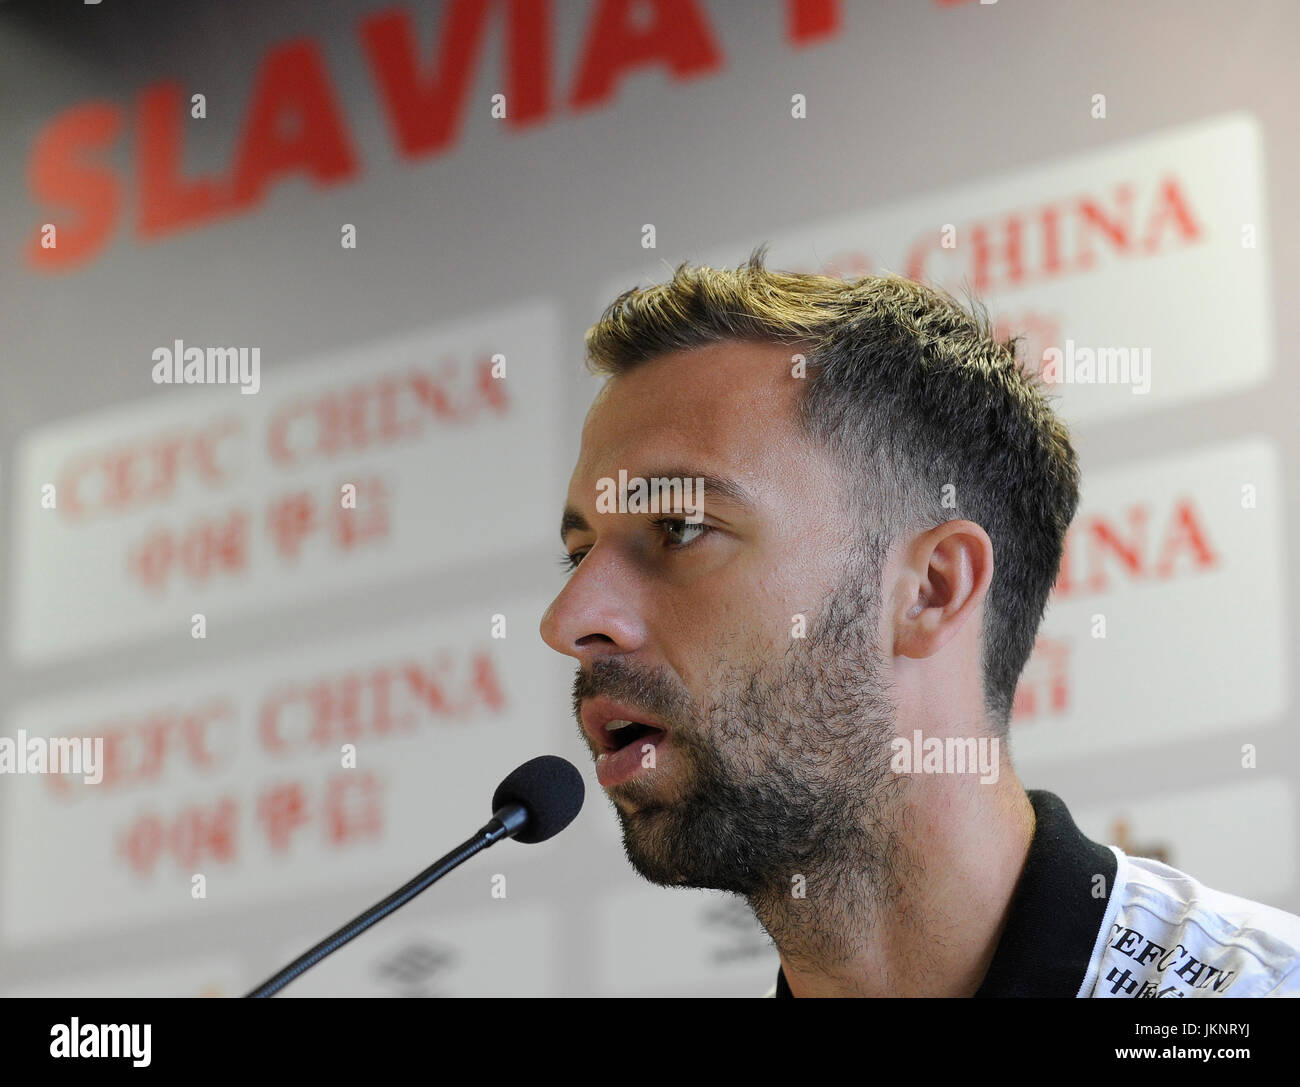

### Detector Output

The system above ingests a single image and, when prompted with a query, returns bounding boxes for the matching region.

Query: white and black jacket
[768,789,1300,997]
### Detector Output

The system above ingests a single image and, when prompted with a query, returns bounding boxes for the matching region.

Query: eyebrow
[559,468,757,543]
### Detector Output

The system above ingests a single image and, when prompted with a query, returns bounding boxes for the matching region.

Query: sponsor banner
[9,299,561,664]
[1075,778,1296,906]
[593,881,777,996]
[273,903,557,997]
[0,955,241,999]
[601,113,1271,426]
[1011,436,1286,765]
[0,598,571,946]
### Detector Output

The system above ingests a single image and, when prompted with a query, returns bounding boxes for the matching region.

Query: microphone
[245,754,584,997]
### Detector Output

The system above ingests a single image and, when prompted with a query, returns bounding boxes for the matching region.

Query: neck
[751,765,1036,997]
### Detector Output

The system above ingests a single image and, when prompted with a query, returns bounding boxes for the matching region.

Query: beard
[571,553,910,949]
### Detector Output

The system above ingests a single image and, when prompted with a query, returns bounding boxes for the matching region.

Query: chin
[618,814,739,892]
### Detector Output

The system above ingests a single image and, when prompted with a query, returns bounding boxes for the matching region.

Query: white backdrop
[0,0,1296,997]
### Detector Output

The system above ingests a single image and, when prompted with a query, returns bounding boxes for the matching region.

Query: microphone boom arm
[244,803,528,998]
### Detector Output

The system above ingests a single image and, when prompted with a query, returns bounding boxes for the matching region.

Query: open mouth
[604,719,666,752]
[581,697,673,788]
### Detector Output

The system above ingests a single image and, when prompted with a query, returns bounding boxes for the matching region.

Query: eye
[558,549,587,572]
[652,517,712,549]
[557,519,713,575]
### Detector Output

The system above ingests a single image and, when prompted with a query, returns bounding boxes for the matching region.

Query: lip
[579,695,670,753]
[579,695,672,788]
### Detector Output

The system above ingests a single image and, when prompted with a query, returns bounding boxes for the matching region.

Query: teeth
[606,719,636,731]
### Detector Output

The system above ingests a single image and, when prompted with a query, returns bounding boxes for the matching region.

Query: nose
[540,545,648,666]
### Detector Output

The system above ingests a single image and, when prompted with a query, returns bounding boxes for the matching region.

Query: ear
[890,520,994,660]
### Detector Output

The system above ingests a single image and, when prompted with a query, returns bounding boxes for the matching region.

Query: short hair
[584,244,1080,735]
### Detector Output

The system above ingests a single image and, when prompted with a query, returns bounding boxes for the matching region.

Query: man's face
[540,341,903,901]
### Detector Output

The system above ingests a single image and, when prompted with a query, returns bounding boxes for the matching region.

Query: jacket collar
[773,789,1116,997]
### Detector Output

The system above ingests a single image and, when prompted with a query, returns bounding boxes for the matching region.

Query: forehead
[576,340,807,477]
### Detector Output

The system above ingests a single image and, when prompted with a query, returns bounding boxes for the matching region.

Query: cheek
[670,568,812,671]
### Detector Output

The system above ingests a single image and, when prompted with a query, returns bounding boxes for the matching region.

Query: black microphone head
[491,755,585,844]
